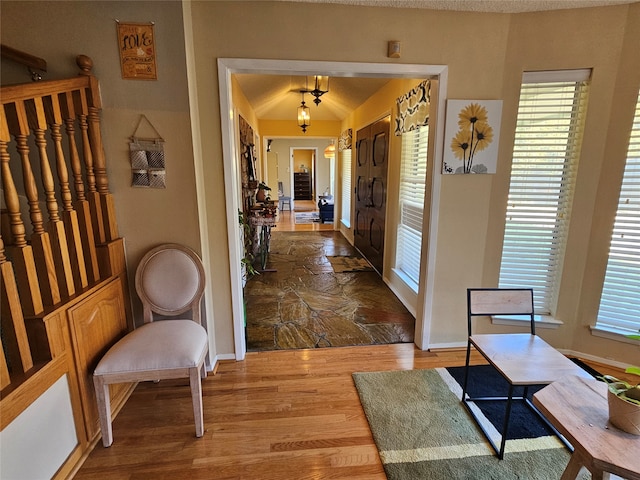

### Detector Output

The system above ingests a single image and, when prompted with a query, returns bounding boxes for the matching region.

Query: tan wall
[3,1,639,366]
[189,1,639,364]
[1,1,202,333]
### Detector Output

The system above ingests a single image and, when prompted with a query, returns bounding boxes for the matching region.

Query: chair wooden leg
[189,366,204,438]
[93,374,113,447]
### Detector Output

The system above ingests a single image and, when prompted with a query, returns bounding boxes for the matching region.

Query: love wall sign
[117,21,157,80]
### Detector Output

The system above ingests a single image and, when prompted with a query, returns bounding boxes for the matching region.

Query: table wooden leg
[562,451,605,480]
[561,454,584,480]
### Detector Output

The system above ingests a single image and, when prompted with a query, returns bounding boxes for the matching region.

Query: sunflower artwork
[443,100,502,174]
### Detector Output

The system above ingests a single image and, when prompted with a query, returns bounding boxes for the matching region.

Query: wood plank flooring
[74,345,473,479]
[73,345,630,479]
[274,200,334,232]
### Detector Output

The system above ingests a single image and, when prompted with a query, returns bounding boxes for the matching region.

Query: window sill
[391,268,418,294]
[491,314,563,329]
[590,326,640,346]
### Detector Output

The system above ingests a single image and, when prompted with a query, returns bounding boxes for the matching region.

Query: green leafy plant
[602,368,640,406]
[238,209,258,279]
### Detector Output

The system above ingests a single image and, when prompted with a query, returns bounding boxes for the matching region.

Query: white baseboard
[206,353,236,372]
[558,349,632,370]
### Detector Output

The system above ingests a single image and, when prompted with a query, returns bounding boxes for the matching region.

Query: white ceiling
[234,74,397,121]
[233,0,638,123]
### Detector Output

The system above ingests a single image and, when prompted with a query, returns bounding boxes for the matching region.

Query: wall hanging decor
[442,99,502,174]
[116,20,157,80]
[129,114,165,188]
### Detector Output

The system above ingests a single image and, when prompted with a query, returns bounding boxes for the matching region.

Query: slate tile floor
[244,230,415,351]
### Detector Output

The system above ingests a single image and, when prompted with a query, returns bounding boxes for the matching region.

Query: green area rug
[352,368,590,480]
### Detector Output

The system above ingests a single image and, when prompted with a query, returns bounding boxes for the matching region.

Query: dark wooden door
[354,116,390,274]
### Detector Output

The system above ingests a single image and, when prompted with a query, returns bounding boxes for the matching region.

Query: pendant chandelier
[307,75,329,106]
[297,92,310,133]
[324,140,335,159]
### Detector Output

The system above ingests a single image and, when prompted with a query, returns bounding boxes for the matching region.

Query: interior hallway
[244,202,415,351]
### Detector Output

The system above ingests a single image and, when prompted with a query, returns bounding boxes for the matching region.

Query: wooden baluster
[0,234,34,384]
[0,104,43,315]
[85,74,119,242]
[0,334,9,391]
[0,235,11,391]
[5,101,60,307]
[27,97,75,299]
[62,91,100,283]
[46,93,89,290]
[76,88,106,249]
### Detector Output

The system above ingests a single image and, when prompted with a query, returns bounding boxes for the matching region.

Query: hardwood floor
[74,345,473,479]
[275,200,334,232]
[73,345,630,479]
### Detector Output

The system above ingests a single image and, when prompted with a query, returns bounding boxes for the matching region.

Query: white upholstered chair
[93,244,209,447]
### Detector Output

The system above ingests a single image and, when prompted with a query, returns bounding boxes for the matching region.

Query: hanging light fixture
[307,75,329,106]
[324,140,335,159]
[297,91,310,133]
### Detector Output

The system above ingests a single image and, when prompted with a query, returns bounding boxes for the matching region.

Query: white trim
[386,272,417,318]
[491,314,563,329]
[559,349,635,371]
[522,69,591,83]
[218,59,247,361]
[417,70,448,350]
[590,325,640,346]
[428,341,468,350]
[391,267,419,295]
[217,58,448,357]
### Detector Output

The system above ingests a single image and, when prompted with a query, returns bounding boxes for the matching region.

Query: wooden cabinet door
[67,277,129,441]
[354,116,390,274]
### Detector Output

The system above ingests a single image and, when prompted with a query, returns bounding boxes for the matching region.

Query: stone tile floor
[244,230,415,351]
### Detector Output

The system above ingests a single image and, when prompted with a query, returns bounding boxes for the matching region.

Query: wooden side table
[533,375,640,480]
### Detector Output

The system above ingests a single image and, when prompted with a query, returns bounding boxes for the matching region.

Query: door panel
[354,116,390,274]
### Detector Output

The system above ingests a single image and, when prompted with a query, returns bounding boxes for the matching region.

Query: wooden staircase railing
[0,54,123,396]
[1,44,47,81]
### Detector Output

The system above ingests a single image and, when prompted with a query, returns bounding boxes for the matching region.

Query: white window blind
[396,125,428,288]
[340,149,352,227]
[499,72,590,314]
[596,90,640,336]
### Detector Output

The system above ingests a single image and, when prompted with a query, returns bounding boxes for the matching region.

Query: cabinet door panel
[67,278,128,441]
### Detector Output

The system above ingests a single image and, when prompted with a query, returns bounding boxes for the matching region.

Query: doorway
[291,148,315,201]
[217,58,448,360]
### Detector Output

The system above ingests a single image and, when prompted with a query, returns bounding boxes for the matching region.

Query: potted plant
[602,365,640,435]
[256,182,271,203]
[238,209,258,280]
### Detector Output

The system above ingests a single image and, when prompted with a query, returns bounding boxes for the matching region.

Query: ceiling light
[307,75,329,106]
[324,140,335,159]
[297,92,310,133]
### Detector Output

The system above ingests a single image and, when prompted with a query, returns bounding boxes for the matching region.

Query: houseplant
[256,182,271,202]
[238,209,258,279]
[602,365,640,435]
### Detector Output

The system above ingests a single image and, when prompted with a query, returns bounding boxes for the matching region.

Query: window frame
[594,89,640,340]
[394,124,429,291]
[498,69,591,316]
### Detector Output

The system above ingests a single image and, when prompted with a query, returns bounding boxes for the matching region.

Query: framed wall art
[116,21,157,80]
[442,99,502,175]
